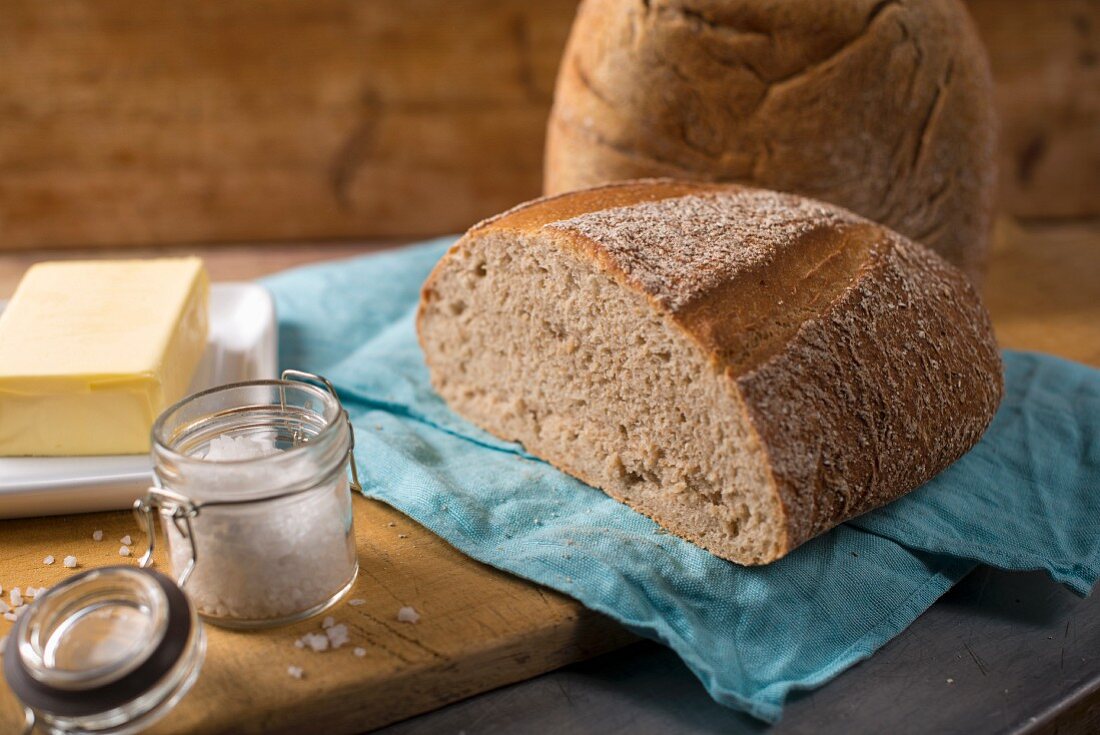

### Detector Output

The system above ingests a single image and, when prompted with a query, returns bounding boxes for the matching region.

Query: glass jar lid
[3,566,202,724]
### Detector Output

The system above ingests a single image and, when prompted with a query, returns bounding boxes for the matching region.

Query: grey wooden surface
[375,567,1100,735]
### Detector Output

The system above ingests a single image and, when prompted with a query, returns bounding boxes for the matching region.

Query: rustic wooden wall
[0,0,1094,251]
[0,1,577,250]
[968,0,1100,220]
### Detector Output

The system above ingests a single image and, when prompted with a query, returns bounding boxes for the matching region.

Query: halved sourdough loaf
[417,180,1003,564]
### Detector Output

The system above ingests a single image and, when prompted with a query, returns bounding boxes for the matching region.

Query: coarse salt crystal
[287,665,304,680]
[294,639,305,649]
[0,601,9,614]
[63,556,78,568]
[43,555,55,566]
[325,624,349,649]
[92,530,104,541]
[120,535,132,546]
[397,606,420,624]
[2,613,15,622]
[321,616,335,629]
[119,546,132,557]
[303,632,329,652]
[204,434,279,462]
[10,589,22,608]
[353,647,367,658]
[348,599,366,607]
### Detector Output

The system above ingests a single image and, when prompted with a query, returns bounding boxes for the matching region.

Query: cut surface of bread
[418,180,1003,564]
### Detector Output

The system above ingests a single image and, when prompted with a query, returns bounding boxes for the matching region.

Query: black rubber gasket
[3,566,193,718]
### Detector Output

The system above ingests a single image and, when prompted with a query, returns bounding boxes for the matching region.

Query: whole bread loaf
[544,0,997,280]
[418,180,1003,564]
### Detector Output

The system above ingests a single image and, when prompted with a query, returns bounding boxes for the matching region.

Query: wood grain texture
[0,220,1097,733]
[968,0,1100,219]
[0,500,635,734]
[0,0,578,250]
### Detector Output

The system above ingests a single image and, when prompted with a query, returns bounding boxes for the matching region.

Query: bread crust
[419,180,1003,560]
[544,0,998,281]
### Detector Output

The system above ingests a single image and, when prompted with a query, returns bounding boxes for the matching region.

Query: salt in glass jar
[138,370,360,629]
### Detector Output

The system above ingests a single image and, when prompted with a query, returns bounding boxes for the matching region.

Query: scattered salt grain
[353,647,367,658]
[43,555,54,566]
[294,639,305,649]
[348,599,366,607]
[119,546,132,557]
[947,678,954,684]
[326,624,349,649]
[302,632,329,652]
[10,588,22,608]
[2,613,15,622]
[397,606,420,624]
[120,535,132,546]
[63,556,78,568]
[287,665,304,680]
[92,530,104,542]
[321,616,335,629]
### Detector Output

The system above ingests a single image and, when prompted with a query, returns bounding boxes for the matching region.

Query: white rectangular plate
[0,282,278,518]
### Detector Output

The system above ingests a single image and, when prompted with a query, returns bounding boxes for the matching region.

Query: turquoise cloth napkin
[261,238,1100,723]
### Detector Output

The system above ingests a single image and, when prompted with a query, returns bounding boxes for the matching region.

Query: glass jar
[140,370,360,629]
[2,566,205,735]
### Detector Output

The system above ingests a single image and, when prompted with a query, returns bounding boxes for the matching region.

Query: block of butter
[0,258,209,456]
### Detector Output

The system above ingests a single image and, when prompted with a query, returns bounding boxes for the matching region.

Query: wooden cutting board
[0,500,635,734]
[1,219,1097,734]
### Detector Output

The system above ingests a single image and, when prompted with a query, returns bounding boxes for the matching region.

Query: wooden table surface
[0,218,1097,734]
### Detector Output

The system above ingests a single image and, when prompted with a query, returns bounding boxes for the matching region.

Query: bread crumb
[43,555,55,566]
[120,535,132,546]
[119,545,132,557]
[287,665,304,680]
[348,598,366,607]
[63,555,78,569]
[397,606,420,624]
[353,647,367,658]
[92,530,104,541]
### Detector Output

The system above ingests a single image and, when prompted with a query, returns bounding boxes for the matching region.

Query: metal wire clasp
[133,488,200,587]
[280,369,362,493]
